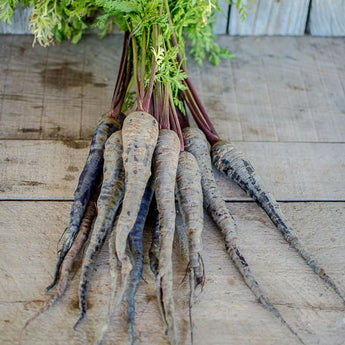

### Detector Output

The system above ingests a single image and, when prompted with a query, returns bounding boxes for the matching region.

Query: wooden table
[1,35,344,345]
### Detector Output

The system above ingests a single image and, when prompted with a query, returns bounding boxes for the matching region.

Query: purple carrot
[47,115,121,292]
[212,139,345,303]
[127,180,154,345]
[75,130,125,329]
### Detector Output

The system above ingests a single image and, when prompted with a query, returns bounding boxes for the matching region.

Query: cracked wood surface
[1,35,345,344]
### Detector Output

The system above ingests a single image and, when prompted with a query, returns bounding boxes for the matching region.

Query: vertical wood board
[309,0,345,36]
[214,0,229,34]
[0,7,31,34]
[229,0,310,36]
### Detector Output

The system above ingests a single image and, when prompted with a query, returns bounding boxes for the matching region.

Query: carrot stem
[131,36,143,111]
[111,31,131,117]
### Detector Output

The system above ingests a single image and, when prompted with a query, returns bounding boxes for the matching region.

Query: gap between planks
[1,138,344,144]
[1,197,345,202]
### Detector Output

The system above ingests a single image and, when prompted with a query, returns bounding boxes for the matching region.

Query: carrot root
[127,180,154,344]
[20,199,97,344]
[212,139,345,304]
[154,129,180,345]
[176,150,205,288]
[183,127,304,343]
[76,130,125,328]
[115,111,158,272]
[48,116,121,291]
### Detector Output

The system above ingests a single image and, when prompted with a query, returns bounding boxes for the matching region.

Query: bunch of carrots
[5,1,344,344]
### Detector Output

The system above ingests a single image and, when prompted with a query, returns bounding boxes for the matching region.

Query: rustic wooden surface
[228,0,310,36]
[1,35,345,345]
[309,0,345,36]
[1,140,345,201]
[0,8,31,34]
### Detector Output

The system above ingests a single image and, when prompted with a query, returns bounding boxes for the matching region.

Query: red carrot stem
[169,96,184,151]
[161,83,170,129]
[131,36,143,111]
[183,90,219,145]
[142,57,157,113]
[184,78,218,136]
[171,31,219,142]
[110,31,131,117]
[176,98,189,129]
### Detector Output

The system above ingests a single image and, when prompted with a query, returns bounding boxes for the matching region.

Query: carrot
[47,115,121,291]
[148,199,160,276]
[183,127,303,343]
[95,111,158,343]
[174,202,189,265]
[127,180,154,345]
[153,129,180,345]
[175,150,204,345]
[74,130,125,329]
[115,111,158,275]
[19,198,97,345]
[176,150,204,288]
[211,140,345,304]
[95,181,155,345]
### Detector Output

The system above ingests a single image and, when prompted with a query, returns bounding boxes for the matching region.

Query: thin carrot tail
[188,269,195,345]
[183,129,304,342]
[19,290,61,345]
[227,245,305,345]
[212,140,345,304]
[95,271,130,345]
[127,181,154,344]
[156,272,177,342]
[21,200,98,343]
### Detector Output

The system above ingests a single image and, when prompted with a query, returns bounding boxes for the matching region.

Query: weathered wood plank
[1,140,345,200]
[309,0,345,36]
[0,7,31,34]
[1,36,345,142]
[193,36,345,142]
[0,35,121,140]
[0,201,344,345]
[214,1,229,35]
[229,0,310,36]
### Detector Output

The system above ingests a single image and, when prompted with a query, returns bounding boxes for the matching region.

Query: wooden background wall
[1,0,345,36]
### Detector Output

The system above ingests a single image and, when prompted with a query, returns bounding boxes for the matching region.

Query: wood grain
[1,140,344,201]
[1,33,345,345]
[2,36,345,142]
[0,8,31,34]
[214,0,229,34]
[0,201,344,345]
[309,0,345,36]
[0,35,121,140]
[229,0,310,36]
